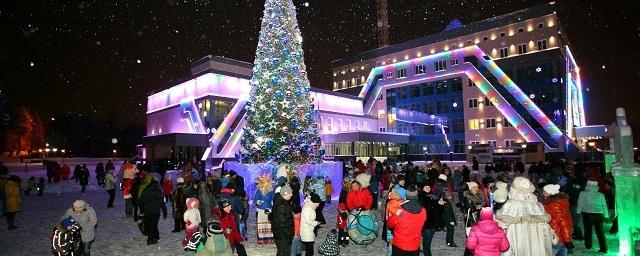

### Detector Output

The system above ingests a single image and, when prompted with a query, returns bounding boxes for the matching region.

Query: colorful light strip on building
[465,65,545,145]
[471,46,564,141]
[209,99,247,154]
[357,45,566,148]
[179,97,206,134]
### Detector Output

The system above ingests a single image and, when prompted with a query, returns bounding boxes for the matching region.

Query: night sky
[1,0,639,145]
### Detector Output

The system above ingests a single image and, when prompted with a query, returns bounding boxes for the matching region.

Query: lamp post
[422,146,428,164]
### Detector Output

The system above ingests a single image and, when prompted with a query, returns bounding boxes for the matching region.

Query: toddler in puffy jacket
[183,197,201,247]
[466,207,510,256]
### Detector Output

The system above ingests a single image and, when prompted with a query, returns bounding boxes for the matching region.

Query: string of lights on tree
[240,0,323,165]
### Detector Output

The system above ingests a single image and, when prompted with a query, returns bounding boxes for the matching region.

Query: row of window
[393,97,464,115]
[467,97,495,108]
[468,118,513,130]
[469,139,517,148]
[334,37,551,90]
[386,78,463,101]
[324,118,369,132]
[497,39,548,58]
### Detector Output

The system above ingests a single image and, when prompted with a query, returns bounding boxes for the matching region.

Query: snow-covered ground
[0,158,617,255]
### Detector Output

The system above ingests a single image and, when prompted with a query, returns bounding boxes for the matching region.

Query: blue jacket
[254,190,274,210]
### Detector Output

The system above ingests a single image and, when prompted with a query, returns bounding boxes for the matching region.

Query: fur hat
[467,181,479,190]
[177,177,185,184]
[438,174,448,181]
[73,200,87,209]
[355,173,371,189]
[280,185,293,195]
[543,184,561,195]
[512,176,535,194]
[206,219,223,236]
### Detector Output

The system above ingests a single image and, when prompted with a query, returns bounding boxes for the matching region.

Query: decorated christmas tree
[241,0,323,165]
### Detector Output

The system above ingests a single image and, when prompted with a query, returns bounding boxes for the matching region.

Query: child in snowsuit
[51,217,82,256]
[184,197,201,247]
[466,207,510,256]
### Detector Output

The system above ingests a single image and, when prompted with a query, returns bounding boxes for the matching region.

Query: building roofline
[191,55,254,69]
[331,2,557,68]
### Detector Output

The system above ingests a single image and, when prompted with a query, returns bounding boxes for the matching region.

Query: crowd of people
[0,156,619,255]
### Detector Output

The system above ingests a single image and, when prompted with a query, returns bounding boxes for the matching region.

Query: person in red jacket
[61,164,71,181]
[346,181,372,211]
[387,189,426,256]
[219,199,247,256]
[543,184,574,256]
[465,207,510,256]
[162,176,173,203]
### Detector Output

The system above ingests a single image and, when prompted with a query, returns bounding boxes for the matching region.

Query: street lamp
[52,148,58,152]
[588,142,596,147]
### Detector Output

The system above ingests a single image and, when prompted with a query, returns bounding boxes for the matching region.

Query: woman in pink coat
[466,208,510,256]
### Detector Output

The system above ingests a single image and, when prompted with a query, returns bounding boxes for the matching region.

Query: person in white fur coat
[495,177,556,256]
[183,197,201,247]
[301,193,323,256]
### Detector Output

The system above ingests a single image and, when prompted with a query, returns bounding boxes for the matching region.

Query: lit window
[518,44,528,54]
[434,60,447,72]
[415,64,426,75]
[468,98,478,108]
[505,139,516,147]
[396,68,407,78]
[327,118,333,131]
[487,140,497,147]
[469,119,480,130]
[537,39,548,50]
[486,118,496,128]
[346,80,352,87]
[451,59,459,66]
[499,48,508,58]
[387,72,393,79]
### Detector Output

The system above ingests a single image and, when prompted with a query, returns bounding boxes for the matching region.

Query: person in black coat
[272,185,294,256]
[289,176,302,208]
[78,165,90,194]
[420,183,444,256]
[139,174,167,245]
[229,171,245,197]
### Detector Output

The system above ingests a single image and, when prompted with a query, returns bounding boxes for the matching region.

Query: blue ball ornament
[282,49,290,56]
[272,108,279,115]
[275,90,283,98]
[290,119,298,126]
[291,65,299,73]
[319,149,325,156]
[266,140,274,149]
[295,90,302,97]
